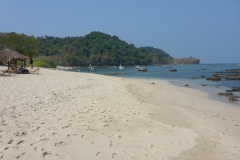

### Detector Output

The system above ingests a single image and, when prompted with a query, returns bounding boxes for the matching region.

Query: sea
[69,64,240,105]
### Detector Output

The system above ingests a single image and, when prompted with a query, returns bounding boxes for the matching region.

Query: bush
[34,60,56,68]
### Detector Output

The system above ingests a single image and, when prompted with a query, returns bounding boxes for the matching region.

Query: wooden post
[8,60,10,76]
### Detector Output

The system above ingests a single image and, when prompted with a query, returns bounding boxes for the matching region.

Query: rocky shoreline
[204,68,240,101]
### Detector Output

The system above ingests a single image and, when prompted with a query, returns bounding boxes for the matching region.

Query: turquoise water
[70,64,240,90]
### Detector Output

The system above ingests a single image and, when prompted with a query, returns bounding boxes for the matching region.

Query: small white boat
[88,64,94,71]
[119,64,124,69]
[163,65,172,68]
[88,67,94,71]
[135,65,140,69]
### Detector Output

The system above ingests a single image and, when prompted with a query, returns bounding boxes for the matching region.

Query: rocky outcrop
[173,56,200,64]
[228,96,240,102]
[206,76,221,81]
[213,68,240,80]
[217,92,234,96]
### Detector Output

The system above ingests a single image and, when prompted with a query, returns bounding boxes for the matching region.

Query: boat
[169,69,177,72]
[163,65,172,68]
[138,67,148,72]
[88,67,94,71]
[135,65,140,69]
[88,64,94,71]
[119,64,124,69]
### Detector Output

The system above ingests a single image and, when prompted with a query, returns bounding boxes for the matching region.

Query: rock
[201,75,205,78]
[231,87,240,92]
[206,76,221,81]
[217,92,234,96]
[104,72,118,76]
[201,84,206,86]
[184,84,189,86]
[225,76,240,80]
[228,96,240,102]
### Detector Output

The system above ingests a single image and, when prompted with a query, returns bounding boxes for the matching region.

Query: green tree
[2,32,38,58]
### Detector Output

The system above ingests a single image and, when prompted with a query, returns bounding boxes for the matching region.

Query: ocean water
[69,64,240,104]
[70,64,240,90]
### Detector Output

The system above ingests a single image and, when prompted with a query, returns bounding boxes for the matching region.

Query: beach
[0,67,240,160]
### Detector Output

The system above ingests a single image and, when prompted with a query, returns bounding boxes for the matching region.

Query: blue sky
[0,0,239,63]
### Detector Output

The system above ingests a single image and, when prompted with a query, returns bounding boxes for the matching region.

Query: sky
[0,0,239,63]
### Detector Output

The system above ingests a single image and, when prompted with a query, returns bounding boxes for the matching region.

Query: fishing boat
[163,65,172,68]
[169,69,177,72]
[138,67,148,72]
[135,65,140,69]
[88,67,94,71]
[88,64,94,71]
[119,64,124,69]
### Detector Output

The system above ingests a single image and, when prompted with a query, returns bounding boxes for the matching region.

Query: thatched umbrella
[0,49,29,76]
[0,49,29,61]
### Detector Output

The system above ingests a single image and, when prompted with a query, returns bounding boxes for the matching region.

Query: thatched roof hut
[0,49,29,61]
[0,49,29,76]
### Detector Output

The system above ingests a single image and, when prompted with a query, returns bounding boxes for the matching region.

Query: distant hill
[0,31,173,66]
[35,31,173,66]
[1,32,200,66]
[174,56,200,64]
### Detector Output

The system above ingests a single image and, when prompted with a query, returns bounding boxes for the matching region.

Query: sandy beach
[0,67,239,160]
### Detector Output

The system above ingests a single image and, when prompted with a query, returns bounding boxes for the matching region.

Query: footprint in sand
[31,138,50,146]
[81,135,87,139]
[16,152,27,159]
[4,147,9,150]
[96,152,103,158]
[49,127,57,130]
[17,140,26,145]
[55,153,69,159]
[91,142,101,147]
[39,138,50,142]
[14,131,28,137]
[54,141,68,148]
[34,147,43,152]
[67,134,77,137]
[62,126,70,129]
[52,132,58,136]
[42,151,54,158]
[7,140,15,144]
[112,153,118,158]
[36,126,41,130]
[40,133,48,137]
[109,141,115,148]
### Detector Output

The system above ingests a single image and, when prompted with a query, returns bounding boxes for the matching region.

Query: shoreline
[0,67,240,159]
[169,79,240,107]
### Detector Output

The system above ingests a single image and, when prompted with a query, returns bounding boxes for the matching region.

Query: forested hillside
[174,56,200,64]
[0,31,173,66]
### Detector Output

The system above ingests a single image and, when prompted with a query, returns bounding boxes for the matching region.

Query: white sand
[0,67,239,160]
